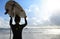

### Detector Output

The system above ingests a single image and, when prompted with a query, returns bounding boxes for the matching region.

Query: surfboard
[5,1,26,18]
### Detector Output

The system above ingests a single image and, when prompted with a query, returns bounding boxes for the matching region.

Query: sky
[0,0,60,28]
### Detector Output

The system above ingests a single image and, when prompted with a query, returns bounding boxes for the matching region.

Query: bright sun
[41,0,60,21]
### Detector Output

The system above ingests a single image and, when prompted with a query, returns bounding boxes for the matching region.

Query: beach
[0,26,60,39]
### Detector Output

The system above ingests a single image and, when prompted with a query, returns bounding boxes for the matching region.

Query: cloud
[0,17,9,28]
[50,12,60,25]
[25,0,60,26]
[25,4,51,26]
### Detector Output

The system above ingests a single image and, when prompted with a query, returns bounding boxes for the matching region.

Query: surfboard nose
[5,12,7,15]
[5,9,9,15]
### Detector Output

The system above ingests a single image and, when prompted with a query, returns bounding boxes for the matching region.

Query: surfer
[10,15,27,39]
[5,0,27,39]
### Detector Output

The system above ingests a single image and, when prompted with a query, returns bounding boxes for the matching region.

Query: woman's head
[14,15,21,24]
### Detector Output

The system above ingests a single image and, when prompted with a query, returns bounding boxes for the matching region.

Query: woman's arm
[10,16,13,26]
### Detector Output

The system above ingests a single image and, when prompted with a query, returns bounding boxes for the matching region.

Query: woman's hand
[24,16,27,19]
[10,16,12,18]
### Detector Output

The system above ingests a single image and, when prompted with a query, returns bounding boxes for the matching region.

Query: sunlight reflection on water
[0,26,60,39]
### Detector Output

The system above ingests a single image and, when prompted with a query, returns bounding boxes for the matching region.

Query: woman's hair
[14,15,21,23]
[15,15,20,19]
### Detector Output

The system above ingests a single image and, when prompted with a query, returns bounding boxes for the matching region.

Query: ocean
[0,26,60,39]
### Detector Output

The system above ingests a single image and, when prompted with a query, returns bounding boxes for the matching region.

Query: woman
[10,15,27,39]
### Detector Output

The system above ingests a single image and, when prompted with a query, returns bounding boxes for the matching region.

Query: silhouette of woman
[10,15,27,39]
